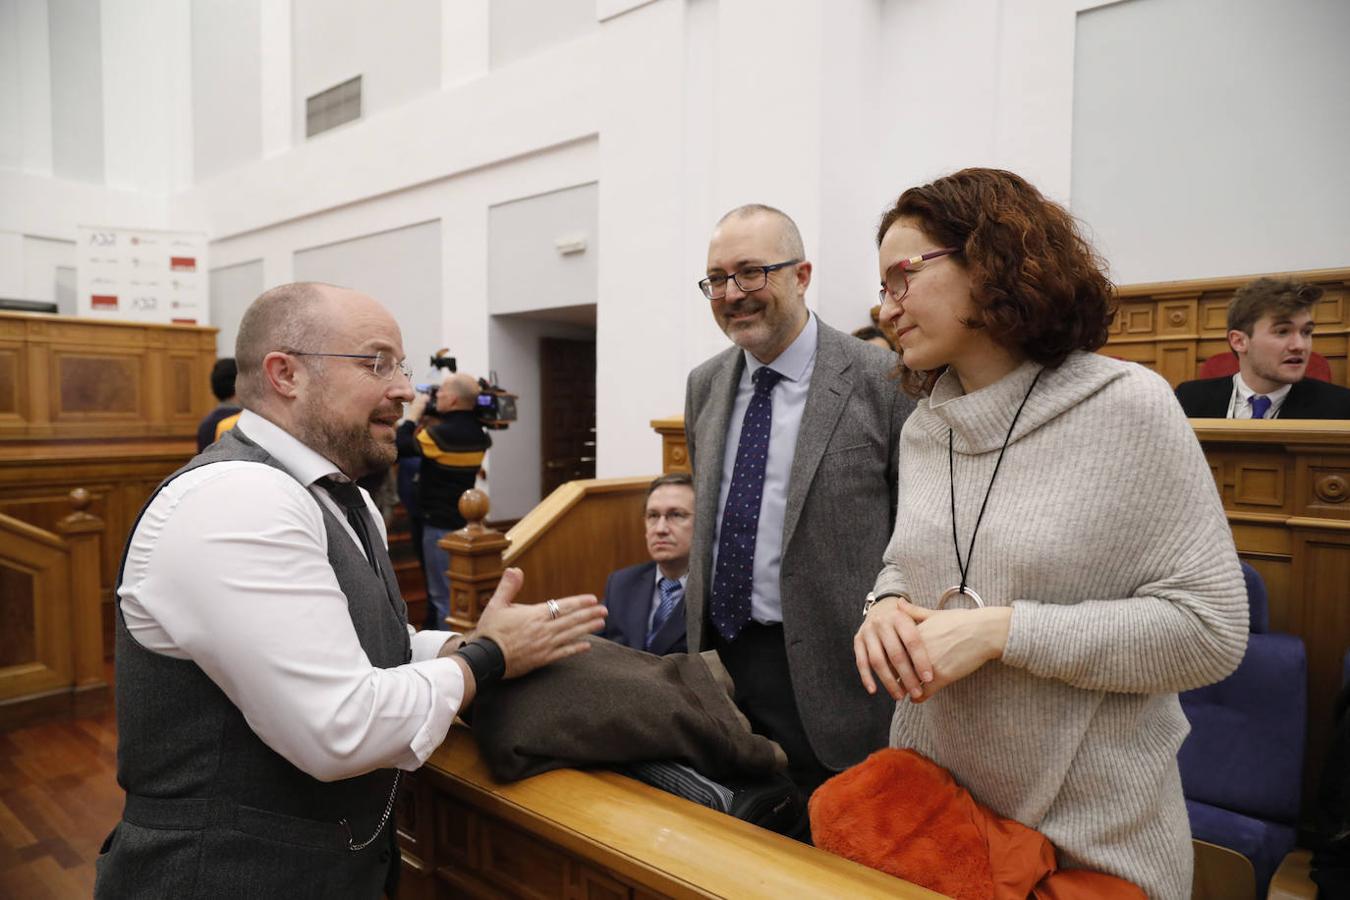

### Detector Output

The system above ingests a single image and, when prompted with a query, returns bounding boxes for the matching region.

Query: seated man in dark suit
[1176,277,1350,419]
[600,473,694,655]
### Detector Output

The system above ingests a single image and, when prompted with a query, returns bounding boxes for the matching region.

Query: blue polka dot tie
[710,366,784,642]
[646,578,683,651]
[1249,394,1272,419]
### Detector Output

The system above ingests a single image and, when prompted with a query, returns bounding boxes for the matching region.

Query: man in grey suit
[684,204,913,803]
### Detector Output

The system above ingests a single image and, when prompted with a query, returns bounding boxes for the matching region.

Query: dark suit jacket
[683,319,915,771]
[600,561,687,655]
[1175,375,1350,419]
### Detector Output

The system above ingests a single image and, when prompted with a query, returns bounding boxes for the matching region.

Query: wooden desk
[401,725,942,900]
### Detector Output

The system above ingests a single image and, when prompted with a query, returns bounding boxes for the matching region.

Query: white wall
[488,182,598,316]
[292,220,443,380]
[291,0,441,143]
[208,258,264,357]
[21,235,75,313]
[48,0,105,184]
[489,0,596,69]
[191,0,262,182]
[1071,0,1350,283]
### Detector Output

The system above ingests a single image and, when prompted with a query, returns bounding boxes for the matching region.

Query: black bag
[616,761,806,837]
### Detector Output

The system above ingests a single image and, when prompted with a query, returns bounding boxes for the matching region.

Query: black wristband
[454,637,506,689]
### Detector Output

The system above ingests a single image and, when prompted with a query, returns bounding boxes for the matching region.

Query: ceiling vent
[306,75,362,138]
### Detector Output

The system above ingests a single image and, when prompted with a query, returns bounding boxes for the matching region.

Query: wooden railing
[0,489,107,728]
[500,476,653,606]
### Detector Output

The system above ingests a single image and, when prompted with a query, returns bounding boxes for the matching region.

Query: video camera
[419,349,518,431]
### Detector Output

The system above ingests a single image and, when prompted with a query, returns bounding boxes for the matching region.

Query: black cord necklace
[941,368,1044,609]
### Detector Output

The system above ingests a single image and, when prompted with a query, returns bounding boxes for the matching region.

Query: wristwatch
[863,590,910,617]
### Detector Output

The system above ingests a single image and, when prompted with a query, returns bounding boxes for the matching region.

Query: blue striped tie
[710,366,783,641]
[647,578,683,651]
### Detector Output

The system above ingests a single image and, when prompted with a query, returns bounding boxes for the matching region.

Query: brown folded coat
[471,637,786,782]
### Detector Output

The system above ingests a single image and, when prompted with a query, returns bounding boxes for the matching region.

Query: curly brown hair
[876,168,1116,395]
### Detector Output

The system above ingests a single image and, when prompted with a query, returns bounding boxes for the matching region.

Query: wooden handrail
[1116,265,1350,299]
[0,488,108,726]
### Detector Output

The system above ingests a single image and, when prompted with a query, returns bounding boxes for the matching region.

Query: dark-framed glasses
[879,248,961,306]
[699,259,800,300]
[289,350,414,381]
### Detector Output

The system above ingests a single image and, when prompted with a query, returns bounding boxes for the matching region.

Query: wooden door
[540,338,596,497]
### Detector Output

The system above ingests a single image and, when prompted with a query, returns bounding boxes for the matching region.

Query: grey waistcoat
[94,429,412,900]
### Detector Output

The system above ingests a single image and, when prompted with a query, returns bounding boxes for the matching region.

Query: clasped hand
[444,568,607,678]
[853,597,1012,703]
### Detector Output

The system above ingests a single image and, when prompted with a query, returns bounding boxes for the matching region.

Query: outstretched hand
[471,568,606,678]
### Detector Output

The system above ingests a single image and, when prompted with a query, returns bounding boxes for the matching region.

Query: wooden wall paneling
[1108,267,1350,388]
[0,312,218,440]
[1290,524,1350,812]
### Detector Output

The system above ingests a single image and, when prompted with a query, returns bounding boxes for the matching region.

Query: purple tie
[710,366,783,642]
[1249,395,1272,419]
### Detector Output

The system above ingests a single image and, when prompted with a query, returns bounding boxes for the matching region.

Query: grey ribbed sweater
[872,351,1247,900]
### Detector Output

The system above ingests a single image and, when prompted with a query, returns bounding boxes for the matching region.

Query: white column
[17,0,55,175]
[100,0,194,193]
[259,0,292,158]
[441,0,489,88]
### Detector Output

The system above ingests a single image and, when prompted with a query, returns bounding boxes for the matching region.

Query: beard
[294,394,399,479]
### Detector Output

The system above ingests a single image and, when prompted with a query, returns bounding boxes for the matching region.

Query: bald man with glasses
[96,282,605,899]
[684,205,915,816]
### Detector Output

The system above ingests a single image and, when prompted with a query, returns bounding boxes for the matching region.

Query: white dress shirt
[1227,372,1292,419]
[118,409,465,782]
[712,313,818,624]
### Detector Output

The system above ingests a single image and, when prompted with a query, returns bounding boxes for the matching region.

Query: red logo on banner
[171,318,198,325]
[91,295,119,310]
[170,256,196,272]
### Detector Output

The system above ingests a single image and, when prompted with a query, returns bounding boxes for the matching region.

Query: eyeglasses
[645,510,692,526]
[699,259,800,300]
[879,248,961,306]
[289,350,414,381]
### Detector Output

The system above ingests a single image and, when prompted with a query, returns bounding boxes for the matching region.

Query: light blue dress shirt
[711,313,818,624]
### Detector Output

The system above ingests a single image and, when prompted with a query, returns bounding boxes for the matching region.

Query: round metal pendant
[937,585,985,609]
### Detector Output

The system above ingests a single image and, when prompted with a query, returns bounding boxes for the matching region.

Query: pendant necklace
[940,368,1044,609]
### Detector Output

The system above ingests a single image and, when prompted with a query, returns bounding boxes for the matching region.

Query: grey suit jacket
[683,319,914,771]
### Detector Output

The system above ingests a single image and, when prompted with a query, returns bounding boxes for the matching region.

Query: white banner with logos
[76,226,209,325]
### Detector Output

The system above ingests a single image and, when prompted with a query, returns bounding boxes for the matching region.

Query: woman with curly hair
[852,168,1248,898]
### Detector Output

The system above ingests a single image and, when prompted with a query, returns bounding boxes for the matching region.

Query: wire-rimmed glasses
[289,350,414,381]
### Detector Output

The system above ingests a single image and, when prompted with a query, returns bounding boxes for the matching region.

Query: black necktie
[318,477,381,575]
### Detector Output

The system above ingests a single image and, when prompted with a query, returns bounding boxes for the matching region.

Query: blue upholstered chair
[1178,562,1307,898]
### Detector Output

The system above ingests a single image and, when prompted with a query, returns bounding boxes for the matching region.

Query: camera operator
[397,371,492,630]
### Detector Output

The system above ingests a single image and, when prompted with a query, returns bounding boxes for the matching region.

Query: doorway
[540,337,596,496]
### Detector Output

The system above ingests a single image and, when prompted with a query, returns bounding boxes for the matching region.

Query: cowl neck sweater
[872,350,1247,899]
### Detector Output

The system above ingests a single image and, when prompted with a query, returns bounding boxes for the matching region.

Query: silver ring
[546,599,561,620]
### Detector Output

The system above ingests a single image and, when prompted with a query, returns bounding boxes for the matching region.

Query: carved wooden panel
[1233,464,1285,508]
[0,312,217,439]
[56,354,141,417]
[170,355,194,416]
[0,566,36,666]
[0,348,18,416]
[1107,267,1350,388]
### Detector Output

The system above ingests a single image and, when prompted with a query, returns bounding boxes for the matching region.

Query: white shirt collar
[743,312,818,382]
[235,409,346,488]
[652,567,689,588]
[1233,372,1293,409]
